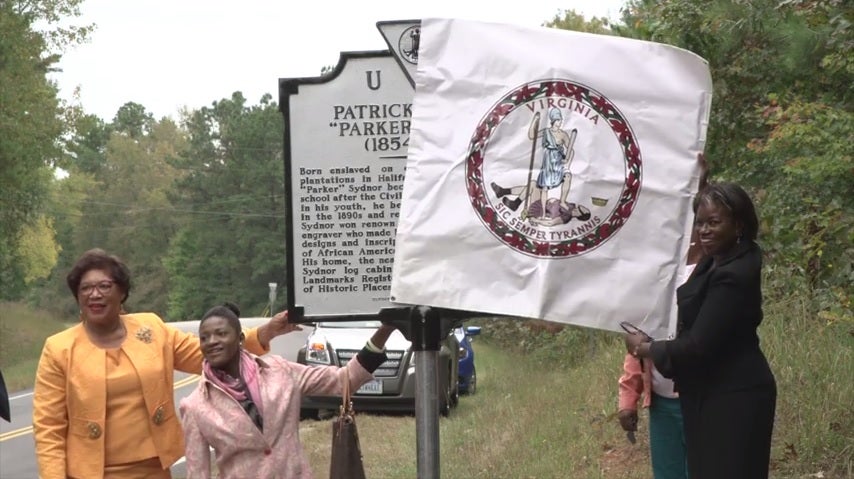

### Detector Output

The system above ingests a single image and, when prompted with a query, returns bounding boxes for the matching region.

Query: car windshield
[318,320,382,328]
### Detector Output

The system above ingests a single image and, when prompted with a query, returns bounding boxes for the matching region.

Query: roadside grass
[0,302,71,391]
[300,306,852,479]
[761,294,853,477]
[300,339,651,479]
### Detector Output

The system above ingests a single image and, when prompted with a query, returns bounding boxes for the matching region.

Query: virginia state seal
[466,79,642,258]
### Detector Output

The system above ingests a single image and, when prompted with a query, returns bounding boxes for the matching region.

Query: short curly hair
[66,249,131,303]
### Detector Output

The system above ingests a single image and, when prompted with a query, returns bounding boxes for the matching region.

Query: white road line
[9,392,33,401]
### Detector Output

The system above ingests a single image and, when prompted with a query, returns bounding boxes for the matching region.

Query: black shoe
[576,205,591,221]
[502,197,522,211]
[491,182,510,198]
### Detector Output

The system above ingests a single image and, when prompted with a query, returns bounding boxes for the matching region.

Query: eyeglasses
[79,280,115,296]
[619,321,651,340]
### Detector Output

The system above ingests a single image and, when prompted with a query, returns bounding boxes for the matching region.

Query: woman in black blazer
[626,182,776,479]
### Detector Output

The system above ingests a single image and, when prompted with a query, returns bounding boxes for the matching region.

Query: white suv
[297,320,460,417]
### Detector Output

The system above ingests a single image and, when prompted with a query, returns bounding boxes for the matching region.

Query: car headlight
[458,346,468,360]
[305,338,331,364]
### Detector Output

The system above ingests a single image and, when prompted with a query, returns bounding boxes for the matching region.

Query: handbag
[329,368,367,479]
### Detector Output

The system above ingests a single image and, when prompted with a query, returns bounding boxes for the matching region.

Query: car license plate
[356,379,382,395]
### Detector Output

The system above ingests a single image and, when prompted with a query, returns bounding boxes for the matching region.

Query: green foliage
[0,2,64,300]
[618,0,852,166]
[30,172,97,317]
[479,317,612,368]
[17,215,61,284]
[81,113,186,315]
[10,0,94,52]
[542,9,613,34]
[733,98,853,318]
[62,108,110,174]
[34,92,287,321]
[111,101,154,138]
[35,102,188,316]
[164,92,286,320]
[609,0,853,320]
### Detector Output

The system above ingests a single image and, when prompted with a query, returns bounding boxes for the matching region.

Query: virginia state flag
[390,18,712,339]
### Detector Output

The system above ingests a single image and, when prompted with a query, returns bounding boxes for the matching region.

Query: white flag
[390,18,712,339]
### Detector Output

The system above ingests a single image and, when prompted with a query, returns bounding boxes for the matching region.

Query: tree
[165,92,286,320]
[63,108,110,174]
[111,101,154,139]
[10,0,94,53]
[65,107,187,315]
[17,215,61,284]
[543,9,613,34]
[610,0,852,313]
[616,0,851,167]
[30,171,97,316]
[0,2,64,299]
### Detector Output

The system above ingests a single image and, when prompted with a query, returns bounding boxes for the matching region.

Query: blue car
[455,325,481,395]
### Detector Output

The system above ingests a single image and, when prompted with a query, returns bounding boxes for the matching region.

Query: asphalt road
[0,318,312,479]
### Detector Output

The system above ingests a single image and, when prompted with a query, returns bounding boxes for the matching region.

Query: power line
[47,213,283,232]
[53,199,284,218]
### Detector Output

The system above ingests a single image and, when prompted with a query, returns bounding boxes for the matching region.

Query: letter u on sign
[366,70,381,90]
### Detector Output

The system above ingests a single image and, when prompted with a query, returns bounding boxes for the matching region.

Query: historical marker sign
[280,49,414,318]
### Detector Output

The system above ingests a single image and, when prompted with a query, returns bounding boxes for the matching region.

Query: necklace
[84,318,127,347]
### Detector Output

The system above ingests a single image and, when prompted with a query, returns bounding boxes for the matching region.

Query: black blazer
[650,241,775,395]
[0,368,9,422]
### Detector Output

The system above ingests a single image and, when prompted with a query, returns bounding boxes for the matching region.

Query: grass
[760,294,853,476]
[299,339,652,479]
[298,310,852,479]
[0,302,71,391]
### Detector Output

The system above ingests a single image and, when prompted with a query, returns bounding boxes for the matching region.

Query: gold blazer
[33,312,268,479]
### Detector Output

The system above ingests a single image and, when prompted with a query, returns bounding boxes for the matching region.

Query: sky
[51,0,628,122]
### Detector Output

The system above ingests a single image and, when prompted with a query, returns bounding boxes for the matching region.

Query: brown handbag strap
[340,366,352,415]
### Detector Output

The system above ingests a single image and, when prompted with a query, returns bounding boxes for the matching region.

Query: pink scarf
[203,349,263,416]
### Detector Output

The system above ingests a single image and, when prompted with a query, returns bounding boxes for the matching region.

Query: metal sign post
[409,307,444,479]
[268,282,277,315]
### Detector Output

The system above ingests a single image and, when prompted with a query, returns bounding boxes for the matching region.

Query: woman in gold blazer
[33,249,295,479]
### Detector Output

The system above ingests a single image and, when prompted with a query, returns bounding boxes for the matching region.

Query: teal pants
[649,394,689,479]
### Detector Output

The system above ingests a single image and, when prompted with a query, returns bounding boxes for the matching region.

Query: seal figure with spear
[491,107,591,225]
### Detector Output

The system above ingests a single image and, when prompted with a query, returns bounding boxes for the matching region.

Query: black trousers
[680,385,777,479]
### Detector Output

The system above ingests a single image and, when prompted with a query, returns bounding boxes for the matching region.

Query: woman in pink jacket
[179,303,396,479]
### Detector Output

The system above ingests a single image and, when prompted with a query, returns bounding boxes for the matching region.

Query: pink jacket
[179,353,374,479]
[618,353,654,411]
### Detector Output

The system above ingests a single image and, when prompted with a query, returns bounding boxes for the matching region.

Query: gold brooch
[136,327,153,344]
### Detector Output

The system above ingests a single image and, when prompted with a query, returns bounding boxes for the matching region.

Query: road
[0,318,311,479]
